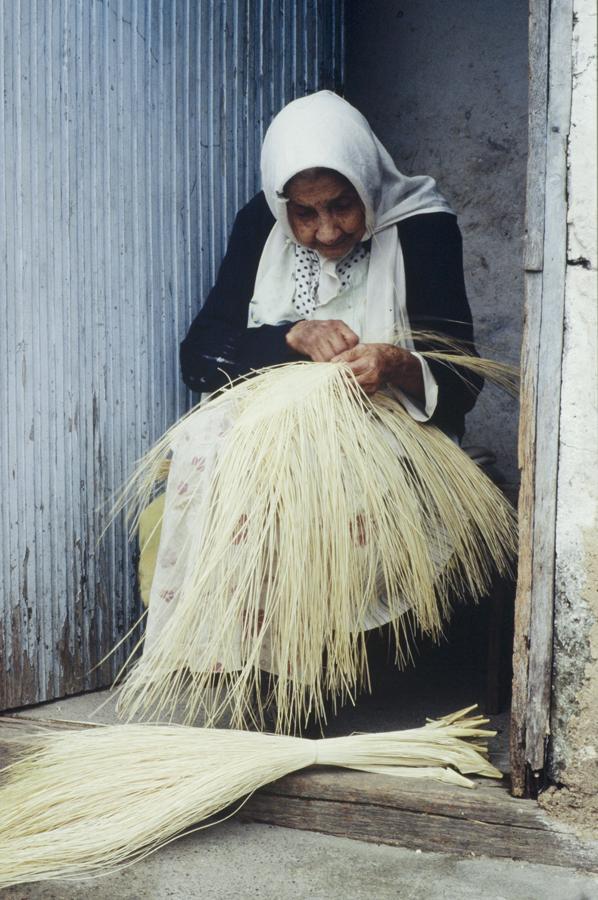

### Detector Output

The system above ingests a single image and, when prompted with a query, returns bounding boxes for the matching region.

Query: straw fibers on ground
[0,707,501,888]
[112,354,517,734]
[0,350,516,890]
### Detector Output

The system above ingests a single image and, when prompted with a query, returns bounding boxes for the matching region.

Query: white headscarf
[248,91,453,345]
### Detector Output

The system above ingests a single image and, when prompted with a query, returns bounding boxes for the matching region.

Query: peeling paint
[551,544,597,774]
[1,0,344,710]
[5,601,37,709]
[56,610,81,697]
[546,0,598,830]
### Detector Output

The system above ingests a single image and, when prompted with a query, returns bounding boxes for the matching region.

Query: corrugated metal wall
[0,0,344,710]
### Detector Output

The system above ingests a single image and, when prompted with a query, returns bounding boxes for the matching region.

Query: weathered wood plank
[511,0,551,795]
[523,0,550,271]
[525,0,574,774]
[512,0,575,793]
[511,273,543,795]
[244,769,598,872]
[258,768,541,829]
[244,792,598,872]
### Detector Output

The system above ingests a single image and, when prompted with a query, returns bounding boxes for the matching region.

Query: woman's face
[285,170,366,260]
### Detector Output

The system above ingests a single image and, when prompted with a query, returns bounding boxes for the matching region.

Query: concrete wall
[345,0,528,483]
[546,0,598,824]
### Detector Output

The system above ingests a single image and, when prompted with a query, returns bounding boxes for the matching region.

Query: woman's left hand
[331,343,425,399]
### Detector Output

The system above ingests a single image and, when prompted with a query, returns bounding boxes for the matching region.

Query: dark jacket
[180,191,482,438]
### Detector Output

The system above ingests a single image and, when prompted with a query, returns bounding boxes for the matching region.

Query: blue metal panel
[0,0,345,709]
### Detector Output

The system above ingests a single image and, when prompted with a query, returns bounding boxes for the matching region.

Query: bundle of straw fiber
[0,707,501,888]
[112,353,517,734]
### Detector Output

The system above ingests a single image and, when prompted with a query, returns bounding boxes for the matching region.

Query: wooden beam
[511,272,543,795]
[524,0,573,775]
[511,0,573,793]
[243,768,598,873]
[523,0,549,272]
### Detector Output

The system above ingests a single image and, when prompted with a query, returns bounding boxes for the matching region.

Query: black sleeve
[180,192,303,394]
[398,213,483,439]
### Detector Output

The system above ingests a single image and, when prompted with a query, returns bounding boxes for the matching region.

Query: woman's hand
[286,319,359,362]
[332,343,425,399]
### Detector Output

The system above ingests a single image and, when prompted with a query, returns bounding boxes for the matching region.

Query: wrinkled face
[285,170,366,260]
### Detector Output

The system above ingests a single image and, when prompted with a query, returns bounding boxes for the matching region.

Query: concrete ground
[2,819,597,900]
[4,689,598,900]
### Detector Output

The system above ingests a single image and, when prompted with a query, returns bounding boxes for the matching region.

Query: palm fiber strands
[113,357,517,734]
[0,707,501,889]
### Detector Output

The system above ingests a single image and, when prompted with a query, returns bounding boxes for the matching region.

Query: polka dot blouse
[291,242,370,317]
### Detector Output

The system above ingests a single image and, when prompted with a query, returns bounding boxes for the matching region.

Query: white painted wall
[549,0,598,810]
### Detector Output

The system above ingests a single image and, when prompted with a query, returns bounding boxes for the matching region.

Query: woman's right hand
[285,319,359,362]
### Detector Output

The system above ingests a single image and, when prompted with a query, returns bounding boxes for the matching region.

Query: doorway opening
[340,0,527,785]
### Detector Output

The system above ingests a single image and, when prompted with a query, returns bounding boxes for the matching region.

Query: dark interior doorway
[333,0,528,774]
[345,0,527,485]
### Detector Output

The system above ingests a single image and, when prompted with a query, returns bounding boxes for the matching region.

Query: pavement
[2,819,598,900]
[3,689,598,900]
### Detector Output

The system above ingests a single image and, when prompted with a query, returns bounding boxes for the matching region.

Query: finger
[323,336,346,361]
[314,336,340,362]
[328,331,352,358]
[303,332,325,362]
[319,321,358,352]
[305,326,338,361]
[303,328,331,361]
[345,358,370,376]
[331,344,365,364]
[310,344,328,362]
[354,373,378,395]
[337,322,360,348]
[326,320,359,350]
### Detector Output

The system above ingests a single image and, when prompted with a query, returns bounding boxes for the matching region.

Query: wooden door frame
[510,0,573,797]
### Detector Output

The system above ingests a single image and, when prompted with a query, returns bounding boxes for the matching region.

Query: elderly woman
[133,92,491,730]
[181,91,481,439]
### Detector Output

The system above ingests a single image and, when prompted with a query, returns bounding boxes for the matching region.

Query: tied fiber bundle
[114,358,517,733]
[0,707,501,888]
